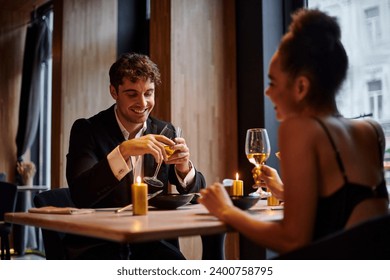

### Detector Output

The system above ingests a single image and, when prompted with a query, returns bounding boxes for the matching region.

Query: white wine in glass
[164,126,182,158]
[163,146,175,158]
[247,152,270,167]
[245,128,271,195]
[144,125,181,187]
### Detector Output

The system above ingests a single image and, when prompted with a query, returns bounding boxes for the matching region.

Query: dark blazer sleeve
[66,118,127,208]
[168,165,206,194]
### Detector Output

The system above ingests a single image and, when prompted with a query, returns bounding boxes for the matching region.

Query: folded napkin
[29,206,95,215]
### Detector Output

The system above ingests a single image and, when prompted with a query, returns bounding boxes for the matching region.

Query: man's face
[110,77,155,128]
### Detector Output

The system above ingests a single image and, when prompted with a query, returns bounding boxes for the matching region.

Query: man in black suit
[65,53,206,259]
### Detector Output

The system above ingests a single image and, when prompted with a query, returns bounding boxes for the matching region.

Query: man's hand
[165,136,191,178]
[119,134,175,163]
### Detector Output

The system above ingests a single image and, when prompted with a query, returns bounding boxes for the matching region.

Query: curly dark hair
[278,9,348,108]
[109,53,161,91]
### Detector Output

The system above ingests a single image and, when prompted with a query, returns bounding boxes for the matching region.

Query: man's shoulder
[89,105,115,122]
[71,105,116,133]
[73,105,115,125]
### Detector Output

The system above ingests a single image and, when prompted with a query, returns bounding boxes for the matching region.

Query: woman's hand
[198,183,235,221]
[254,165,284,200]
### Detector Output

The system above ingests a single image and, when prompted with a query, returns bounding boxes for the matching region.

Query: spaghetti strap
[312,117,348,182]
[365,120,384,165]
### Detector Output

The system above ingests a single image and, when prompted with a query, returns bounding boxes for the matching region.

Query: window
[368,79,383,119]
[365,6,381,44]
[30,9,53,186]
[40,10,53,186]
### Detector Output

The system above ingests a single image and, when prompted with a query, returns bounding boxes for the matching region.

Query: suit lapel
[106,105,127,143]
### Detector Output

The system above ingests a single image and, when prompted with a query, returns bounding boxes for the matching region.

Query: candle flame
[136,176,141,184]
[236,172,239,180]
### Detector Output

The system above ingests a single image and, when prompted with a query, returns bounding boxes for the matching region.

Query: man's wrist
[176,161,192,178]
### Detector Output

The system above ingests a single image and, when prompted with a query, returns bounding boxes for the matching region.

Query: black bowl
[230,196,260,210]
[149,194,195,210]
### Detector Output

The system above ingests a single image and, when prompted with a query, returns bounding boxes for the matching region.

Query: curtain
[15,8,52,181]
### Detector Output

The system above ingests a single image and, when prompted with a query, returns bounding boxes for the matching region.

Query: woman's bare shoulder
[351,118,385,153]
[279,117,323,139]
[354,118,384,133]
[277,117,326,157]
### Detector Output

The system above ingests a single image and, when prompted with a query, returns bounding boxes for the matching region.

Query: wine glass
[245,128,271,197]
[143,125,181,187]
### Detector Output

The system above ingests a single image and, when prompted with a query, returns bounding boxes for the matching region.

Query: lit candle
[267,193,280,206]
[232,172,244,196]
[132,176,148,215]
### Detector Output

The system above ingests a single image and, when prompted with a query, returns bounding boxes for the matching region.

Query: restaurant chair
[0,182,17,260]
[276,213,390,260]
[33,188,75,259]
[0,172,6,182]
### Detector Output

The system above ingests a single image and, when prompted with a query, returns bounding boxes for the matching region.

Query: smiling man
[65,53,205,260]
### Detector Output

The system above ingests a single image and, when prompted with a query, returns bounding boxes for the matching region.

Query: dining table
[5,200,283,259]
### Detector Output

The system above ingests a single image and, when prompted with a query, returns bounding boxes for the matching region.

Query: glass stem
[152,161,163,178]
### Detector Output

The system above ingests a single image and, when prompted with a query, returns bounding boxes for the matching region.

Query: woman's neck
[301,101,340,118]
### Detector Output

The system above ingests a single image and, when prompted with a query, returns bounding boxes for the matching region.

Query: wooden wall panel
[0,17,24,182]
[170,0,237,185]
[150,0,237,260]
[53,0,117,187]
[150,0,171,122]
